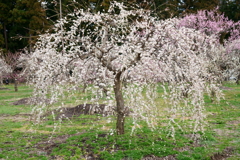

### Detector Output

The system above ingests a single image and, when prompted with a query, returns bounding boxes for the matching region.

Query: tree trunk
[0,77,2,86]
[114,72,125,135]
[29,34,32,54]
[3,23,8,51]
[82,83,87,93]
[236,74,240,85]
[14,79,18,92]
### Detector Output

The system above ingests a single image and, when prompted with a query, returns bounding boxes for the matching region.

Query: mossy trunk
[114,72,125,135]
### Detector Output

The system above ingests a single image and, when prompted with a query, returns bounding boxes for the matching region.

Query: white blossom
[25,2,223,136]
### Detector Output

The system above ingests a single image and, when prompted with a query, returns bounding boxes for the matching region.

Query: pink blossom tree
[26,2,223,135]
[179,8,240,83]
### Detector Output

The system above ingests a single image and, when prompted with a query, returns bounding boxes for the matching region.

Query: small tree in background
[1,52,27,91]
[225,38,240,84]
[26,2,223,135]
[0,55,11,85]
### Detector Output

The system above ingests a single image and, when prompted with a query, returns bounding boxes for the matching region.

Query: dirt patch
[174,146,191,152]
[12,97,53,105]
[0,87,10,90]
[0,113,31,121]
[12,98,31,105]
[219,86,234,90]
[57,104,116,118]
[141,155,176,160]
[34,132,109,159]
[184,134,202,144]
[210,147,234,160]
[227,120,240,125]
[54,104,130,119]
[35,132,85,155]
[213,129,236,136]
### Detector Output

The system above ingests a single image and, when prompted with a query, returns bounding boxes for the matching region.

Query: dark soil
[12,98,31,105]
[55,104,130,119]
[35,132,85,155]
[0,87,10,90]
[57,104,116,119]
[34,132,112,159]
[210,147,234,160]
[12,97,53,105]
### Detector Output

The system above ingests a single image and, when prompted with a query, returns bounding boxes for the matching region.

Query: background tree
[3,51,26,91]
[0,24,5,50]
[0,0,16,52]
[179,0,219,15]
[25,2,223,135]
[44,0,114,23]
[219,0,240,22]
[179,8,240,43]
[0,55,11,85]
[44,0,182,20]
[149,0,180,19]
[10,0,49,53]
[0,0,49,53]
[179,9,240,83]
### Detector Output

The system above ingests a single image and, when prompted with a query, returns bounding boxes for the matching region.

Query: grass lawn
[0,83,239,160]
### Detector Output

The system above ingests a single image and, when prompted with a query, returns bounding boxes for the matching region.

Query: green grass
[0,82,239,159]
[0,84,33,115]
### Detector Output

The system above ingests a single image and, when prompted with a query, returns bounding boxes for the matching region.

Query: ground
[0,83,239,159]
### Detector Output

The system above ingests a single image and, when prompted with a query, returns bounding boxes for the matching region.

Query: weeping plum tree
[26,2,223,135]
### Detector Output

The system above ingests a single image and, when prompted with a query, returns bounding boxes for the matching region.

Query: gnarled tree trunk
[113,71,125,135]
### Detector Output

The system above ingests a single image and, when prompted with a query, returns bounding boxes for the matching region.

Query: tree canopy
[25,2,224,135]
[1,0,239,53]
